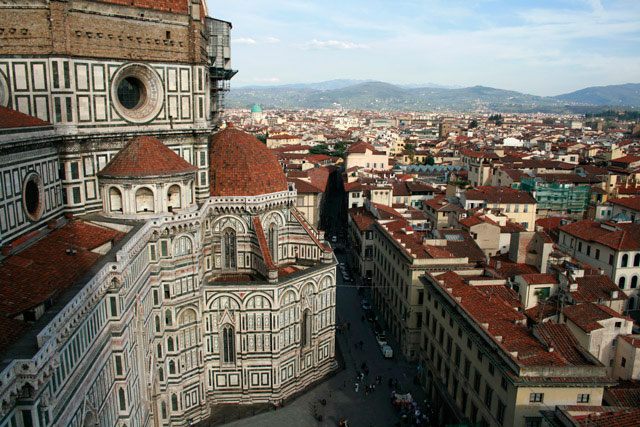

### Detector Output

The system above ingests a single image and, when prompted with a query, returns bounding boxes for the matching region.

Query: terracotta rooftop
[609,197,640,212]
[99,136,197,178]
[429,271,596,368]
[0,221,125,318]
[559,220,640,251]
[0,106,50,129]
[0,221,125,353]
[563,302,631,333]
[573,408,640,427]
[209,127,289,197]
[605,380,640,408]
[348,207,376,232]
[571,275,628,303]
[520,273,559,285]
[464,186,537,204]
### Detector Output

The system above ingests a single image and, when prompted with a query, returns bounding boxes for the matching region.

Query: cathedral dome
[208,127,288,197]
[250,104,263,113]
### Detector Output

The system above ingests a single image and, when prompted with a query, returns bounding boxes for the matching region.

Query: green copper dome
[251,104,263,113]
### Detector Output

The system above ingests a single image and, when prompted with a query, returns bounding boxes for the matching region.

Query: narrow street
[222,170,428,427]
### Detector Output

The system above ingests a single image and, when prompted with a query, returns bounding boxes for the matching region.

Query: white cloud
[234,38,257,44]
[302,39,369,50]
[265,36,281,43]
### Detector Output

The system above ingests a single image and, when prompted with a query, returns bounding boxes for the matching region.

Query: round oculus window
[111,64,164,123]
[22,172,44,222]
[117,77,147,110]
[0,71,9,108]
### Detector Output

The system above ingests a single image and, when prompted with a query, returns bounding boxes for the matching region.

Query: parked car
[361,299,371,310]
[375,331,387,346]
[331,235,337,243]
[380,344,393,358]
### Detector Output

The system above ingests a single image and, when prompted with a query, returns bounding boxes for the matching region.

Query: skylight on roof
[444,234,464,241]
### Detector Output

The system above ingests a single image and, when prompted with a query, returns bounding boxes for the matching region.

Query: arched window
[118,388,126,411]
[632,275,638,289]
[619,276,626,289]
[174,236,193,256]
[109,187,123,212]
[223,228,236,269]
[156,343,162,358]
[169,360,176,375]
[629,296,637,311]
[161,401,167,419]
[158,367,164,382]
[135,187,154,213]
[302,309,311,348]
[155,315,161,332]
[268,223,278,263]
[622,254,629,268]
[171,394,178,411]
[167,337,174,352]
[167,184,181,211]
[222,324,235,363]
[635,254,640,267]
[165,310,172,326]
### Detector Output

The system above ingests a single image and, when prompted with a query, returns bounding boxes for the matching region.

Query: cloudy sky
[206,0,640,96]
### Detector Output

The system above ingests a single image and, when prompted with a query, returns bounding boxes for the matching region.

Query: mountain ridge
[227,81,640,113]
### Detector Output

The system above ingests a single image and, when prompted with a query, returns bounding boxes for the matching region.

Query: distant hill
[553,83,640,107]
[237,79,375,91]
[227,80,640,112]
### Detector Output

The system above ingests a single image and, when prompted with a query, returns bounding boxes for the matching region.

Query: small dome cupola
[98,136,197,217]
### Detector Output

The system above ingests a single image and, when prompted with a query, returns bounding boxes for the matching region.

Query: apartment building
[420,270,614,427]
[371,219,476,360]
[558,219,640,313]
[460,187,537,231]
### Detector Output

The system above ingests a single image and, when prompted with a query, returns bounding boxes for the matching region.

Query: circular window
[22,173,44,222]
[0,71,10,108]
[111,64,164,123]
[117,77,147,110]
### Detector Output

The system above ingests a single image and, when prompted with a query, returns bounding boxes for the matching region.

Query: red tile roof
[99,136,197,178]
[534,322,593,365]
[573,408,640,427]
[610,197,640,212]
[563,302,630,332]
[0,315,30,354]
[520,273,559,284]
[349,207,376,232]
[209,127,289,197]
[464,186,537,204]
[289,178,322,193]
[606,380,640,407]
[430,272,592,367]
[0,221,125,336]
[0,106,50,129]
[559,220,640,251]
[0,221,125,351]
[571,275,628,303]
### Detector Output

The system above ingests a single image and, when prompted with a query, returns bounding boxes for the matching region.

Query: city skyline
[207,0,640,96]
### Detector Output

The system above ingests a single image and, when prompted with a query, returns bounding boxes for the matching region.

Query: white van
[380,344,393,358]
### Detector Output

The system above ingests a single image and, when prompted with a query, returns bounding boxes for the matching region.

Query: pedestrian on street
[355,382,359,393]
